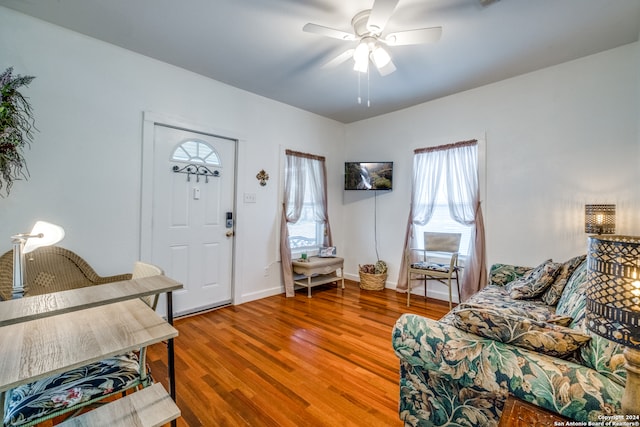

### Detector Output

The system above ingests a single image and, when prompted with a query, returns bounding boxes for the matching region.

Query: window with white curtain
[411,141,482,262]
[414,176,474,259]
[284,153,326,254]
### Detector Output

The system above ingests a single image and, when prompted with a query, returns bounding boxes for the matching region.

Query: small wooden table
[499,395,570,426]
[292,256,344,298]
[0,275,182,326]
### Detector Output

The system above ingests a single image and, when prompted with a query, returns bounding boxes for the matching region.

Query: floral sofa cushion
[440,283,557,327]
[488,263,533,287]
[555,261,589,325]
[506,259,562,299]
[452,306,591,359]
[578,328,627,386]
[3,353,148,427]
[455,302,573,326]
[541,254,586,305]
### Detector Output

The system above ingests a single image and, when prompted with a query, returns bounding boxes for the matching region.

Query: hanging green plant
[0,67,36,196]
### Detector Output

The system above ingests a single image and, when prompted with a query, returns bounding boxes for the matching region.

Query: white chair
[132,261,164,310]
[407,232,462,309]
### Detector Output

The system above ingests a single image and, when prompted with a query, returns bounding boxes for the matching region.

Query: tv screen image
[344,162,393,190]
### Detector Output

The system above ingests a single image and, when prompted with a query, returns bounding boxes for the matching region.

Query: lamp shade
[353,41,370,73]
[22,221,65,254]
[585,204,615,234]
[586,235,640,349]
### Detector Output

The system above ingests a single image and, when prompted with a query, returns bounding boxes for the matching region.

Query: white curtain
[398,140,486,301]
[411,151,444,226]
[280,150,331,297]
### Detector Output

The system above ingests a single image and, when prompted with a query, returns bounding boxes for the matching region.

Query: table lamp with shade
[11,220,65,298]
[585,204,616,235]
[586,235,640,415]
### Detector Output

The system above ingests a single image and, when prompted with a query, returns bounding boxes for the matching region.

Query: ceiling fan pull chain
[367,68,371,108]
[357,70,362,105]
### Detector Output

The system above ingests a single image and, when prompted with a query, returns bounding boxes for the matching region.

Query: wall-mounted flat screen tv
[344,162,393,191]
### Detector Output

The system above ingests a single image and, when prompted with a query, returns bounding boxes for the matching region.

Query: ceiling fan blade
[321,49,355,69]
[303,23,356,41]
[367,0,400,34]
[383,27,443,46]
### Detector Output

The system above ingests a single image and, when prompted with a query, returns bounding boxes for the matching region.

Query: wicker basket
[359,271,387,291]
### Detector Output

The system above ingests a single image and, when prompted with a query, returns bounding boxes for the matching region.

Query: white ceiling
[2,0,639,123]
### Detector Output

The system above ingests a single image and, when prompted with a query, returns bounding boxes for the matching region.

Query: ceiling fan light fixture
[372,45,396,76]
[353,58,369,73]
[371,45,391,68]
[353,41,370,73]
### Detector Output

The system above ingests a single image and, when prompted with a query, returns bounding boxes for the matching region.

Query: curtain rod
[285,149,325,161]
[414,139,477,154]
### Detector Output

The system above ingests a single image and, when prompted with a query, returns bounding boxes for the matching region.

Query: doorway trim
[141,111,242,307]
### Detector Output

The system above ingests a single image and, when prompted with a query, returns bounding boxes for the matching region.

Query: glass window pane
[171,140,221,166]
[285,155,325,252]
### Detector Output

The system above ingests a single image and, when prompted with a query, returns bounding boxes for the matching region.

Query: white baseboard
[240,286,283,304]
[237,276,460,306]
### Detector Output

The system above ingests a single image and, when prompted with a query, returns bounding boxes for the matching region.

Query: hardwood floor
[147,280,450,427]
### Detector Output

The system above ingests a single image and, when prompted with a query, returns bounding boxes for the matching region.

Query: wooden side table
[499,395,570,426]
[292,256,344,298]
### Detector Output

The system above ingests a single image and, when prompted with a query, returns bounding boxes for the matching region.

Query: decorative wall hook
[172,164,220,183]
[256,169,269,186]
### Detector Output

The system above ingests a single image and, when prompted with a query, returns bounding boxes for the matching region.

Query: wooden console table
[292,256,344,298]
[499,395,570,426]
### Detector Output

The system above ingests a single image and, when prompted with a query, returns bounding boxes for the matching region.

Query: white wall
[343,42,640,299]
[0,7,345,304]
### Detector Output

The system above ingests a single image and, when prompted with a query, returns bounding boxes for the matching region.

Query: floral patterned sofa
[392,255,626,426]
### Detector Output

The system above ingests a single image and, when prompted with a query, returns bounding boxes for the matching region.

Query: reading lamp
[11,221,65,298]
[585,204,616,234]
[586,235,640,415]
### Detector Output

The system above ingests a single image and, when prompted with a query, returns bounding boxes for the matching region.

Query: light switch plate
[244,193,257,203]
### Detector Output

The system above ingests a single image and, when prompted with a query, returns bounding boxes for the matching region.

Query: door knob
[226,230,234,237]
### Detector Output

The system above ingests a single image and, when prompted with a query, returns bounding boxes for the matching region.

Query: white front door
[151,124,236,316]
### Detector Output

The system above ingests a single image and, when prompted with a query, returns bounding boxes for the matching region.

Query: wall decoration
[0,67,36,196]
[256,169,269,186]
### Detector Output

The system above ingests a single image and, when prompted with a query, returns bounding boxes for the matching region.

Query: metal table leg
[167,291,177,427]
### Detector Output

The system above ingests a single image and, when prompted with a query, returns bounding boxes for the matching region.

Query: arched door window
[171,139,221,182]
[171,139,221,166]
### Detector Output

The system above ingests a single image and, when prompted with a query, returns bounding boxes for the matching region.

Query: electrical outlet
[263,267,269,277]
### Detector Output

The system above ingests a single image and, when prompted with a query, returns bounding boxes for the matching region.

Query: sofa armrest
[392,313,623,420]
[488,263,533,287]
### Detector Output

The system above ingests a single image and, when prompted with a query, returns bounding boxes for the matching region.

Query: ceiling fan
[303,0,442,76]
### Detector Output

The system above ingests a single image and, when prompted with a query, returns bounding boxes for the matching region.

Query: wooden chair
[1,261,164,427]
[407,232,462,309]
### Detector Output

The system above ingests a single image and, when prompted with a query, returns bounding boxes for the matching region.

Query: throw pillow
[456,303,573,326]
[453,307,591,359]
[541,255,587,306]
[506,259,562,300]
[488,263,533,287]
[555,261,589,326]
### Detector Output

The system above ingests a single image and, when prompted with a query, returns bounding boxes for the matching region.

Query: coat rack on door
[172,164,220,183]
